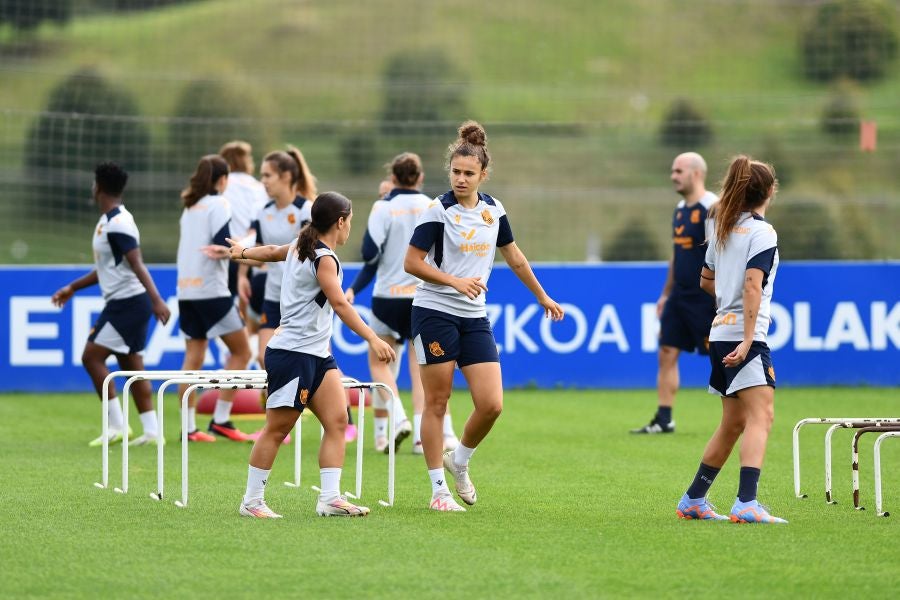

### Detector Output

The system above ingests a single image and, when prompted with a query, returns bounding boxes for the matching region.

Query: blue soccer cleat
[730,499,788,524]
[676,493,729,521]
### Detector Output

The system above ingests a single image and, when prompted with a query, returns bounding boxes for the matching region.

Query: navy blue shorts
[659,289,716,354]
[411,306,499,367]
[178,297,244,340]
[708,340,776,398]
[249,271,266,316]
[372,297,413,341]
[264,347,338,412]
[227,261,239,297]
[88,292,151,354]
[260,299,281,330]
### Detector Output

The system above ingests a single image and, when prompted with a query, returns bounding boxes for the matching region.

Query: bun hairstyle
[388,152,423,188]
[219,140,254,174]
[263,145,318,199]
[296,191,352,261]
[714,155,776,250]
[446,120,491,170]
[181,154,229,208]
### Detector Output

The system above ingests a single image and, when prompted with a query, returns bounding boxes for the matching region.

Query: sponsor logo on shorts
[260,313,268,325]
[767,366,776,381]
[429,341,445,357]
[299,389,309,405]
[481,209,494,225]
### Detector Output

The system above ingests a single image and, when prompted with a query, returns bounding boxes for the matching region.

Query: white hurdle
[792,417,900,499]
[874,432,900,517]
[95,369,264,491]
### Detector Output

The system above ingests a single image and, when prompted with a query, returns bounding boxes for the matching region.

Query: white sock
[107,397,124,431]
[443,413,456,437]
[429,468,450,495]
[213,399,233,424]
[453,443,476,467]
[243,465,270,504]
[413,414,422,443]
[139,410,158,437]
[374,417,388,440]
[393,397,408,425]
[319,467,341,502]
[187,407,197,433]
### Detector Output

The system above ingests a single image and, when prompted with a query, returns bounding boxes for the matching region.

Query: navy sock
[656,406,672,424]
[738,467,761,502]
[686,462,720,500]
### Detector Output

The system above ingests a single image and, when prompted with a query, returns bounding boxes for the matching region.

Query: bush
[379,48,468,135]
[801,0,899,82]
[604,217,663,261]
[24,67,150,212]
[339,129,378,175]
[659,99,713,149]
[0,0,71,30]
[769,201,841,259]
[820,82,861,137]
[168,80,267,174]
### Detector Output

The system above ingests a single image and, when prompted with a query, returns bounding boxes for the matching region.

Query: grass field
[1,387,899,598]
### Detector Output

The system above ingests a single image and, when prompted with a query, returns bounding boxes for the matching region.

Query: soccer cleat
[374,435,389,453]
[316,496,370,517]
[88,426,133,447]
[430,491,466,512]
[345,424,358,443]
[676,493,729,521]
[412,441,424,455]
[386,420,412,454]
[239,499,283,519]
[187,430,216,443]
[128,433,164,447]
[730,499,788,524]
[208,420,251,442]
[630,420,675,434]
[443,450,477,505]
[443,433,460,451]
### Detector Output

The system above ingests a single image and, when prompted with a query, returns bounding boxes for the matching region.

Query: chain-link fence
[1,0,898,264]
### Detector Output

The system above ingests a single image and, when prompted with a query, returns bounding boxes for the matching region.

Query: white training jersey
[176,194,232,300]
[223,172,268,243]
[92,206,145,301]
[253,197,312,303]
[705,212,779,342]
[409,191,514,318]
[268,241,340,358]
[367,189,431,299]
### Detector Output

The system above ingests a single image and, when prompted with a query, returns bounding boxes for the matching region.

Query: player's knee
[658,346,679,366]
[479,399,503,421]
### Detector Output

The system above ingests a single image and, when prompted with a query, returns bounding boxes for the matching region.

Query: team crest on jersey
[96,225,103,236]
[299,389,309,405]
[429,342,445,357]
[691,209,701,223]
[287,213,296,225]
[767,366,776,381]
[481,209,494,225]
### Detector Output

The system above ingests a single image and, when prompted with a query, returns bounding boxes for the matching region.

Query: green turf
[1,387,899,598]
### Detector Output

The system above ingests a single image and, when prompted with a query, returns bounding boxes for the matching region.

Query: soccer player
[676,155,786,524]
[237,147,315,371]
[632,152,718,434]
[176,155,252,442]
[51,163,171,446]
[231,192,397,518]
[404,121,564,511]
[345,153,460,454]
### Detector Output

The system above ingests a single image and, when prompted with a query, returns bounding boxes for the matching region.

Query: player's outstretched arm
[51,270,99,307]
[124,248,171,324]
[499,242,564,321]
[225,237,290,264]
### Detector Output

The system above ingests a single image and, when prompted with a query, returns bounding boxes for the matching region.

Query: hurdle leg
[175,385,194,508]
[285,418,302,488]
[346,388,365,500]
[875,434,887,517]
[824,424,842,504]
[793,419,808,499]
[379,383,395,507]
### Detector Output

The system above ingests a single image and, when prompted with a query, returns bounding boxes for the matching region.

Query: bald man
[632,152,718,434]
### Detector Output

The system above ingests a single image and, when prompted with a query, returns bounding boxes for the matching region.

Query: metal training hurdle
[874,432,900,517]
[851,425,900,510]
[822,421,900,504]
[792,417,900,499]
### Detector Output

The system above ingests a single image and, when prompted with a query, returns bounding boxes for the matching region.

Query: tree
[0,0,71,31]
[659,99,713,149]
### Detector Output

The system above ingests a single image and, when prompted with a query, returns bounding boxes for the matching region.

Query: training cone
[197,388,264,414]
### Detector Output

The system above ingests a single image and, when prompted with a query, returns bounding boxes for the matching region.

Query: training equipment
[851,425,900,510]
[346,388,371,407]
[196,388,264,414]
[791,417,900,499]
[873,432,900,517]
[443,450,477,505]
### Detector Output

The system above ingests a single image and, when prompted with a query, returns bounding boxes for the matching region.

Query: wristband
[241,248,247,260]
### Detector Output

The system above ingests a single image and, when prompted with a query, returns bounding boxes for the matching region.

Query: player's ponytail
[181,155,229,208]
[296,191,352,262]
[715,155,776,249]
[447,120,491,171]
[286,145,317,200]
